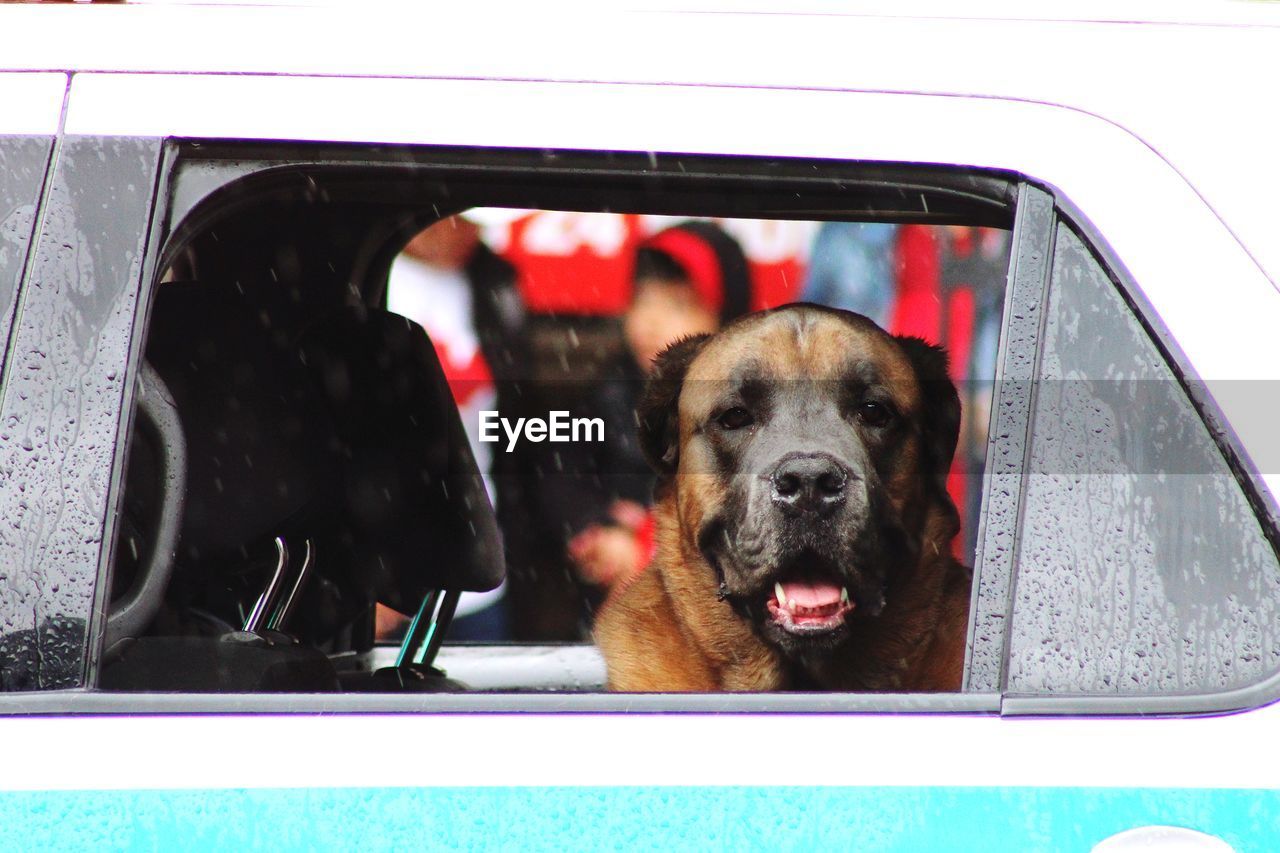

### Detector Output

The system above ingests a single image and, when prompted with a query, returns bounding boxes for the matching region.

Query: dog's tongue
[780,581,844,609]
[769,579,854,634]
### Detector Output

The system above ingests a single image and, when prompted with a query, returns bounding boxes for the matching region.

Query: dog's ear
[637,334,712,476]
[894,336,961,511]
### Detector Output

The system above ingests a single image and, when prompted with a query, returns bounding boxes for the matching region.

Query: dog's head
[638,304,961,657]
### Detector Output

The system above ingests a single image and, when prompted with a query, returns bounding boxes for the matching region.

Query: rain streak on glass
[1007,224,1280,695]
[0,137,161,691]
[0,135,55,689]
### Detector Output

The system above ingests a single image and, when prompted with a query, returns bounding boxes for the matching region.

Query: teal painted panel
[0,786,1275,852]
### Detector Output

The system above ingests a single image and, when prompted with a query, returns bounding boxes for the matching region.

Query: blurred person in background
[800,221,1008,560]
[565,222,753,588]
[800,221,899,325]
[506,221,752,639]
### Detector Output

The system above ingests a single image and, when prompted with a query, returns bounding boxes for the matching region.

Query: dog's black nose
[771,455,850,515]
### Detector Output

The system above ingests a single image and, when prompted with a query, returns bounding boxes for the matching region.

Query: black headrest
[297,306,504,607]
[146,283,502,616]
[146,281,336,558]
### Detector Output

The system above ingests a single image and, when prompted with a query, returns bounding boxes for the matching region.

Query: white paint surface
[4,701,1280,791]
[0,73,66,135]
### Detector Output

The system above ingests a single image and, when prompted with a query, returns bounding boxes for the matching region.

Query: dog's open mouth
[766,579,855,635]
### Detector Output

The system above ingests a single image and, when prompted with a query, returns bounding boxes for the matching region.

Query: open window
[95,144,1018,706]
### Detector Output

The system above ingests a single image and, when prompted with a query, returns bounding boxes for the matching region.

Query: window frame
[961,183,1055,695]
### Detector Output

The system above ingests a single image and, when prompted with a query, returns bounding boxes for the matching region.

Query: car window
[0,134,53,690]
[1,137,162,691]
[0,145,47,688]
[91,144,1014,700]
[0,136,49,324]
[1006,222,1280,696]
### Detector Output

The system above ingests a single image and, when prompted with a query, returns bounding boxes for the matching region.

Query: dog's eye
[856,401,894,428]
[717,407,754,430]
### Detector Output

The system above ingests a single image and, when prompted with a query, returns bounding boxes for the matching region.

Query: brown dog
[594,304,971,692]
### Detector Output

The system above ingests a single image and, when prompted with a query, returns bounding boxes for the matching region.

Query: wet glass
[0,135,54,690]
[0,137,160,691]
[1006,224,1280,695]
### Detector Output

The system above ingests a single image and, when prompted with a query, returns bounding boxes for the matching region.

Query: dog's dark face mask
[639,305,961,659]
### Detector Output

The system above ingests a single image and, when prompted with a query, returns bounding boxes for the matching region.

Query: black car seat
[101,280,502,692]
[295,306,504,692]
[101,279,347,691]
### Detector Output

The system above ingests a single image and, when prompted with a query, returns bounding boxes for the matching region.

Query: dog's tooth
[840,587,850,604]
[774,582,787,606]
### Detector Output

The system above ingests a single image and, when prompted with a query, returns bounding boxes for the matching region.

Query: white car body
[2,2,1279,849]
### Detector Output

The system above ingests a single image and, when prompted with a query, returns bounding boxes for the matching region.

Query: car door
[3,67,1280,851]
